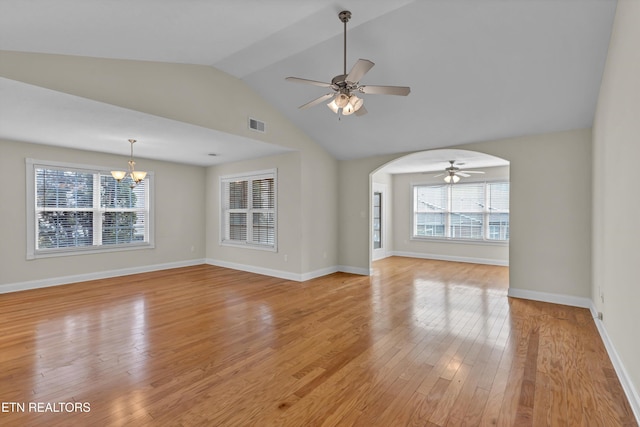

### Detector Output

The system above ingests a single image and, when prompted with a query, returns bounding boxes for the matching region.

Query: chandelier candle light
[111,139,147,187]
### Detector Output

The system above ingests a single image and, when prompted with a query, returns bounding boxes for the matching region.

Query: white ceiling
[0,0,616,170]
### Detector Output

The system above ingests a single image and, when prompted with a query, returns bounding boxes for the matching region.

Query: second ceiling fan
[434,161,485,183]
[286,10,410,117]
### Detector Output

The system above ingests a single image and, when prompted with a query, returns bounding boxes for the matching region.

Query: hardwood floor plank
[0,258,636,426]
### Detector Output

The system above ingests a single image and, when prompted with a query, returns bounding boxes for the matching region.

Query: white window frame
[26,158,155,259]
[411,180,509,244]
[219,169,277,251]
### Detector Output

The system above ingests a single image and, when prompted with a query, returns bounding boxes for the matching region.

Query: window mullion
[446,185,452,238]
[247,178,254,245]
[94,173,102,246]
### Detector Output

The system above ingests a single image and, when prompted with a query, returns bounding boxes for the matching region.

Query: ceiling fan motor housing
[338,10,351,23]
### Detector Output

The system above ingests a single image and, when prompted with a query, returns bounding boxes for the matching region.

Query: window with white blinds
[220,170,277,250]
[413,181,509,242]
[26,159,153,259]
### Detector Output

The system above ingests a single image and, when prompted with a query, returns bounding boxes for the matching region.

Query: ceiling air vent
[248,117,266,133]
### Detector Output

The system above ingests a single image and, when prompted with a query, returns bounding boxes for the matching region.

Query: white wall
[0,139,206,290]
[592,0,640,412]
[391,166,509,266]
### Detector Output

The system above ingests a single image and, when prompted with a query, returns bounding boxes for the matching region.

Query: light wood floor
[0,257,636,426]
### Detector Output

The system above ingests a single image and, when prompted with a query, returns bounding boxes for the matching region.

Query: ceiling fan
[285,10,410,117]
[434,161,485,183]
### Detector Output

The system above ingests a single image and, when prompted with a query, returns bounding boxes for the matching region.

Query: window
[220,169,277,250]
[26,159,153,259]
[413,181,509,242]
[373,192,382,249]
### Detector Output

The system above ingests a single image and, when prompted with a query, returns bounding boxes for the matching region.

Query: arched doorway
[369,148,510,269]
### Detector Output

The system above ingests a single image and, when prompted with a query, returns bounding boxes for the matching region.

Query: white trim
[372,251,391,261]
[337,265,371,276]
[0,259,205,294]
[372,183,387,260]
[392,250,509,267]
[409,236,508,247]
[511,289,639,424]
[206,258,300,281]
[507,287,591,308]
[590,304,640,423]
[219,168,277,251]
[206,259,370,281]
[301,266,340,282]
[25,158,155,259]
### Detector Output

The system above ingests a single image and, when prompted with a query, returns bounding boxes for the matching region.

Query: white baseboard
[301,266,340,281]
[206,259,371,281]
[510,289,639,423]
[206,258,302,281]
[392,251,509,266]
[0,259,206,294]
[337,265,371,276]
[2,258,369,294]
[590,305,640,423]
[507,287,592,308]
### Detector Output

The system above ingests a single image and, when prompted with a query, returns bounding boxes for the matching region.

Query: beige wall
[338,154,399,273]
[0,51,312,152]
[205,148,338,278]
[0,51,339,283]
[338,129,592,298]
[299,145,339,274]
[0,139,206,289]
[456,131,592,297]
[391,166,509,265]
[592,0,640,406]
[206,152,303,275]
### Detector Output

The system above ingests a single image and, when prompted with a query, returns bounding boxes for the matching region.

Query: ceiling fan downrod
[339,11,351,77]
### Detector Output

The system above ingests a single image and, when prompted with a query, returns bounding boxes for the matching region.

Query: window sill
[220,241,277,252]
[28,242,154,260]
[409,237,508,247]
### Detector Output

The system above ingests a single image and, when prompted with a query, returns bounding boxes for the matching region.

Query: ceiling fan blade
[463,171,485,174]
[457,172,471,178]
[360,85,411,96]
[299,93,334,109]
[286,77,333,88]
[346,59,375,83]
[355,105,368,116]
[433,173,445,178]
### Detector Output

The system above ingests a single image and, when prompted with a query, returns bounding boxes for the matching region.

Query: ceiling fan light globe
[327,99,340,113]
[335,93,350,108]
[444,175,451,183]
[453,175,460,183]
[343,104,355,115]
[349,95,364,111]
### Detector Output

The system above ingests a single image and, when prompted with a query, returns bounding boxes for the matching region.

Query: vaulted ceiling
[0,0,616,166]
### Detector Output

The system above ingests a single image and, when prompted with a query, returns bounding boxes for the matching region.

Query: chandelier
[111,139,147,187]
